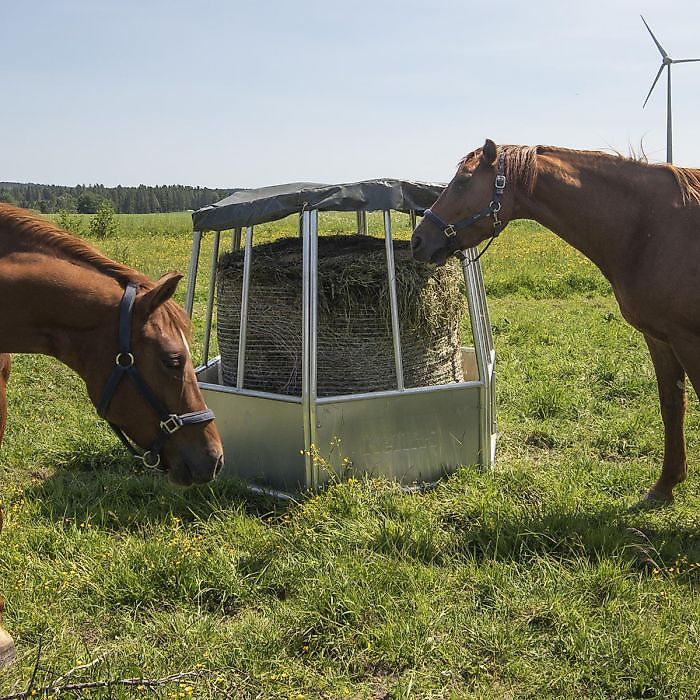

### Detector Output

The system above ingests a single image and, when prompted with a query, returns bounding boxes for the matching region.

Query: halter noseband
[97,282,215,470]
[422,151,507,263]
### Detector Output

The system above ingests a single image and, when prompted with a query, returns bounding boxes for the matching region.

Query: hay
[217,235,466,396]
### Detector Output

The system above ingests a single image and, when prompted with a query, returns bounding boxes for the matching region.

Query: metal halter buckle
[495,174,506,191]
[444,224,457,237]
[160,414,183,435]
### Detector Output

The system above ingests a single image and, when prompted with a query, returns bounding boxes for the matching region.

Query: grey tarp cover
[191,179,446,232]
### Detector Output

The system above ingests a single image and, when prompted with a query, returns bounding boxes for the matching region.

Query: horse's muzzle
[411,226,449,266]
[167,447,224,486]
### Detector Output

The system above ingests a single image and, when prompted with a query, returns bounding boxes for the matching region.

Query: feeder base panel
[197,357,490,494]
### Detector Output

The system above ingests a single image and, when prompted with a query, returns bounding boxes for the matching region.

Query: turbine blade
[672,58,700,63]
[641,15,668,59]
[643,64,665,107]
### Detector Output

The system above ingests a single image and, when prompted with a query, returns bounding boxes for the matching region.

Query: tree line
[0,182,234,214]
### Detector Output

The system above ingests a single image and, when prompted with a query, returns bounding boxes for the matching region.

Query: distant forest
[0,182,233,214]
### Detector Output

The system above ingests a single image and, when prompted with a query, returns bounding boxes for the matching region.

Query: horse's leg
[0,353,11,444]
[0,354,15,666]
[0,599,15,666]
[0,512,15,667]
[643,336,687,503]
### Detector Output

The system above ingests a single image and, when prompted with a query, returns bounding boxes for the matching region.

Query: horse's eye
[453,173,472,188]
[163,355,184,370]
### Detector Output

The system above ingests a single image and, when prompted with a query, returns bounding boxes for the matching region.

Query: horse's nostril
[411,234,422,252]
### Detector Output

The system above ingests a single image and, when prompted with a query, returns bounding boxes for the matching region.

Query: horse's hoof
[629,488,673,512]
[645,487,674,505]
[0,627,15,667]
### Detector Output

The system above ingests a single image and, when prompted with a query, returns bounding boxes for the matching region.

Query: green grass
[1,215,699,698]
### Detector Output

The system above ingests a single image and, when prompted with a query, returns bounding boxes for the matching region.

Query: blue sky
[2,0,699,187]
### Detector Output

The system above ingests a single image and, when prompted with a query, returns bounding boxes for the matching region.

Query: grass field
[0,212,699,699]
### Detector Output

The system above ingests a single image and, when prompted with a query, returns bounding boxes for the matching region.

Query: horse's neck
[513,149,650,281]
[0,249,122,370]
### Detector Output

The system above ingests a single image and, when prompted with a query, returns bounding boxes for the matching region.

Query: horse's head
[87,272,223,486]
[412,139,512,265]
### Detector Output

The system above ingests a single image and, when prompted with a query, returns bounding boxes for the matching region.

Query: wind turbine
[641,15,700,163]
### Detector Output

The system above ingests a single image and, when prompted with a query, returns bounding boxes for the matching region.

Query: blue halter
[97,282,215,470]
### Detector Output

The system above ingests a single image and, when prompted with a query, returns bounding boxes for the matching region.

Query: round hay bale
[217,235,466,396]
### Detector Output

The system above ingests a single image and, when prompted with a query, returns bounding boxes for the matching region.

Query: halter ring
[115,352,135,368]
[141,451,162,469]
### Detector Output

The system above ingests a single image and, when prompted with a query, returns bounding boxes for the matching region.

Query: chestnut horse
[0,204,225,664]
[412,140,700,504]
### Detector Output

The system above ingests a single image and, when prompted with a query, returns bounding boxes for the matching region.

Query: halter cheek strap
[97,283,215,470]
[422,151,507,263]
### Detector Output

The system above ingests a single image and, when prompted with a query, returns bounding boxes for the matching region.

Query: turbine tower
[641,15,700,164]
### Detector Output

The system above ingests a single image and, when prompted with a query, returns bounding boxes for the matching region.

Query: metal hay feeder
[185,180,496,495]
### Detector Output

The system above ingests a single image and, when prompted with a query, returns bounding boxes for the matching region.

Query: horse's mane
[458,145,539,195]
[0,204,148,285]
[0,204,191,335]
[459,145,700,205]
[669,166,700,205]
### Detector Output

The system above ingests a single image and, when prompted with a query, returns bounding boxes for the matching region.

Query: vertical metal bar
[462,249,495,468]
[472,256,497,454]
[473,255,495,358]
[309,210,319,488]
[409,211,417,230]
[232,227,242,251]
[463,251,488,378]
[236,226,254,389]
[301,211,313,485]
[185,230,202,318]
[470,254,487,345]
[383,210,405,390]
[202,230,221,366]
[356,211,367,235]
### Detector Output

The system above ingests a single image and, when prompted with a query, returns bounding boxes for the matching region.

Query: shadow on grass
[434,488,700,581]
[18,444,700,583]
[21,441,295,532]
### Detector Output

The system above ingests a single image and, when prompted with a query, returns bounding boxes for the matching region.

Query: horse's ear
[139,272,183,314]
[481,139,498,165]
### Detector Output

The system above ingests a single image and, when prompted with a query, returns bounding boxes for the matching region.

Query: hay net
[217,235,466,397]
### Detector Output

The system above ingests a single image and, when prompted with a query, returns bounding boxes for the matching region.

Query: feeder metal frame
[186,184,496,494]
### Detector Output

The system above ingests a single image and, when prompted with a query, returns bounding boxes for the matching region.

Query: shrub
[55,209,85,236]
[89,201,117,239]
